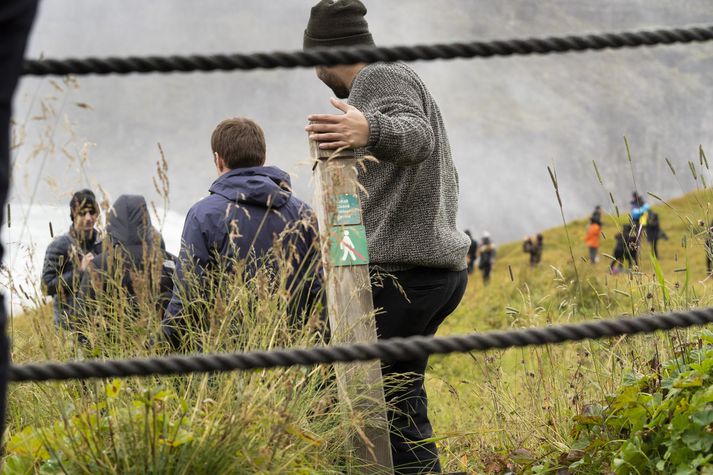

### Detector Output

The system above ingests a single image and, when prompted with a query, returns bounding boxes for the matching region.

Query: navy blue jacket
[163,166,320,345]
[41,228,101,328]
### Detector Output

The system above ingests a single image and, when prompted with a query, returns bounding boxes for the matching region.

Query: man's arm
[41,238,74,297]
[307,67,435,166]
[284,208,324,328]
[359,66,435,165]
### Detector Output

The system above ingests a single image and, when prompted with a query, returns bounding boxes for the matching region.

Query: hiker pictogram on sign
[340,230,357,261]
[329,225,369,266]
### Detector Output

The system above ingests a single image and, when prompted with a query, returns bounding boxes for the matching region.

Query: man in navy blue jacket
[163,118,320,348]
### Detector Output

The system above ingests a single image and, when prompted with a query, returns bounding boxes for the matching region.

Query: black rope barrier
[10,306,713,383]
[21,25,713,77]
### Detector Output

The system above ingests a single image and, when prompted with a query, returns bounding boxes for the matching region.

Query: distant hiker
[645,210,667,258]
[41,189,102,330]
[163,118,320,349]
[304,1,469,470]
[584,218,601,264]
[705,221,713,275]
[81,195,175,324]
[631,193,650,229]
[630,192,644,210]
[610,230,626,274]
[591,205,602,226]
[623,224,639,269]
[523,236,532,256]
[523,234,543,266]
[478,232,496,285]
[534,234,544,264]
[465,230,478,274]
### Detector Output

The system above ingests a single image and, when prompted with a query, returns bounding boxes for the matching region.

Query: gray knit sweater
[348,62,469,272]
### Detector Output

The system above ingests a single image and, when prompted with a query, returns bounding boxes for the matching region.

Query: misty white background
[5,0,713,310]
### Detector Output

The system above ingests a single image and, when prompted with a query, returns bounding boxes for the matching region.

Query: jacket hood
[208,166,293,209]
[107,195,152,246]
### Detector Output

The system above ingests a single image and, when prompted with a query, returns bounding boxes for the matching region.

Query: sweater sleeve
[41,237,74,296]
[359,66,435,166]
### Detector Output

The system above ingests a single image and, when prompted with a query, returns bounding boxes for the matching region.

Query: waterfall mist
[11,0,713,246]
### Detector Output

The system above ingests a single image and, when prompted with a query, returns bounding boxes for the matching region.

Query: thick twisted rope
[22,25,713,77]
[10,306,713,383]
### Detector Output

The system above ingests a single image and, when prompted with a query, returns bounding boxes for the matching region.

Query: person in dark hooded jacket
[163,118,320,348]
[81,195,175,326]
[42,189,102,329]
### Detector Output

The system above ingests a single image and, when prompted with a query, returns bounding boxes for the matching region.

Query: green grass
[3,246,363,474]
[428,189,713,473]
[5,187,713,474]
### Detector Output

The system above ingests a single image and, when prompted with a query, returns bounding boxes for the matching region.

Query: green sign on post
[329,225,369,266]
[330,193,361,225]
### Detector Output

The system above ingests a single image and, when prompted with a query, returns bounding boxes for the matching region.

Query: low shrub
[566,330,713,474]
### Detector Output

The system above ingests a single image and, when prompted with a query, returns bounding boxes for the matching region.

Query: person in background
[610,229,626,274]
[523,234,543,266]
[523,236,533,262]
[584,217,601,264]
[631,193,650,229]
[630,192,643,211]
[623,223,639,269]
[1,0,39,447]
[645,210,667,258]
[81,195,175,324]
[705,220,713,275]
[163,118,320,349]
[465,230,478,274]
[591,205,602,225]
[478,232,496,285]
[41,189,102,330]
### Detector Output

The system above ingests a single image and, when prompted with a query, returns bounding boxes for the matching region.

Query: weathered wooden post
[309,138,393,473]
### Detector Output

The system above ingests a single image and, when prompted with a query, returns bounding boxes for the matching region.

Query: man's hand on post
[306,98,370,150]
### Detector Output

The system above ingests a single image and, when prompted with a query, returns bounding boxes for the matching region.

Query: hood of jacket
[106,194,154,247]
[208,166,293,209]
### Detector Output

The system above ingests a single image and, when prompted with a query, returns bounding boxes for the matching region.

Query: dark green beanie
[304,0,375,50]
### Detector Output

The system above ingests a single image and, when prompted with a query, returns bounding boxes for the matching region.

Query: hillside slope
[429,188,713,472]
[5,189,713,473]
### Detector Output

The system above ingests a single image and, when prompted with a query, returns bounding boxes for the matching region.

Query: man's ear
[214,152,224,172]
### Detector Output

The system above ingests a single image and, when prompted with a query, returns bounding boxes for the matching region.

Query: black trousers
[373,267,468,475]
[0,0,39,448]
[648,239,659,258]
[480,263,492,285]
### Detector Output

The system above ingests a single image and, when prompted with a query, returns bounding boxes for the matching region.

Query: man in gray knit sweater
[304,1,469,473]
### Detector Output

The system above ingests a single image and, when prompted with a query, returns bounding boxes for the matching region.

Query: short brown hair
[211,118,266,169]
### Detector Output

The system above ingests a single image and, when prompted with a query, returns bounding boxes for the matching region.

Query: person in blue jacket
[631,192,650,228]
[163,118,321,348]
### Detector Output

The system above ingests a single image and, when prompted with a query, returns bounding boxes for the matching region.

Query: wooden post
[309,139,393,473]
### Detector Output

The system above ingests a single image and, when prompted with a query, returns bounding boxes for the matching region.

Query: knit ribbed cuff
[364,111,381,149]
